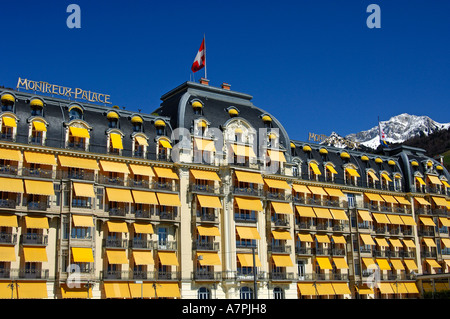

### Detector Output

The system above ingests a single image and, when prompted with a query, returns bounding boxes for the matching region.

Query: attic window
[1,94,15,112]
[192,101,203,115]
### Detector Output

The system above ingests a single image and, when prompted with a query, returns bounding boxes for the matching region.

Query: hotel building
[0,78,449,299]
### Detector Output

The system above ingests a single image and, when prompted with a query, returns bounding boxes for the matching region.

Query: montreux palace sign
[16,77,112,105]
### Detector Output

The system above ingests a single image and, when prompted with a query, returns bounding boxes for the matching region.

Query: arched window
[107,111,119,129]
[240,286,253,299]
[30,99,44,116]
[1,94,15,112]
[69,105,83,121]
[197,287,211,299]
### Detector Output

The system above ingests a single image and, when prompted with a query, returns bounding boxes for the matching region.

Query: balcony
[193,241,219,251]
[22,167,53,179]
[266,192,291,201]
[128,178,150,189]
[152,181,179,192]
[67,142,87,151]
[295,246,313,255]
[271,216,290,228]
[25,200,48,211]
[104,238,128,249]
[0,199,17,209]
[235,212,257,223]
[233,186,264,197]
[131,239,154,250]
[190,184,221,195]
[98,175,125,186]
[156,240,177,251]
[106,205,128,217]
[21,233,48,245]
[57,170,95,181]
[0,233,17,244]
[0,164,19,176]
[268,244,291,254]
[269,272,295,281]
[0,268,51,280]
[192,270,222,281]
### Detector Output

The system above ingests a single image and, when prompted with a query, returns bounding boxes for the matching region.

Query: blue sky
[1,0,449,141]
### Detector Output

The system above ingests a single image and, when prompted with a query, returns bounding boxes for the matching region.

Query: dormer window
[192,101,203,115]
[154,119,166,136]
[107,111,119,129]
[69,105,83,121]
[109,132,123,155]
[262,115,272,128]
[1,94,15,112]
[131,116,143,133]
[30,99,44,117]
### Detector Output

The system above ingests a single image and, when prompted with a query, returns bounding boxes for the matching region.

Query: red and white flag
[191,38,206,73]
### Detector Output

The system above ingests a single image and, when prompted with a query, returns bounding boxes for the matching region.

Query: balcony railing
[269,272,295,281]
[21,233,48,245]
[0,233,17,244]
[193,241,219,251]
[192,270,222,281]
[104,238,128,249]
[0,268,50,279]
[233,186,264,197]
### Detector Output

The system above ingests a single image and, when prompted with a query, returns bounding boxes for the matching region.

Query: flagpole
[204,33,207,79]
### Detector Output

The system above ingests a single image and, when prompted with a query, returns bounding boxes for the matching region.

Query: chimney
[199,78,209,86]
[221,82,231,90]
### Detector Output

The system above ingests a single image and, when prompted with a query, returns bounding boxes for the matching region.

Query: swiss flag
[191,38,205,73]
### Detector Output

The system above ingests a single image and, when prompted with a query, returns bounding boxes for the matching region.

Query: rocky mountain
[345,113,450,149]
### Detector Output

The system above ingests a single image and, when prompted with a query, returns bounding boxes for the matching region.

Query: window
[198,287,211,299]
[1,116,15,141]
[1,94,15,112]
[297,260,306,279]
[69,106,83,121]
[240,286,253,299]
[347,194,355,208]
[273,287,284,299]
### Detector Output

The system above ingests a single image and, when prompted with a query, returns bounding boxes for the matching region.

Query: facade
[0,79,449,299]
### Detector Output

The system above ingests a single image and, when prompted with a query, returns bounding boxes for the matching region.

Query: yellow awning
[197,225,220,237]
[423,238,437,247]
[442,180,450,188]
[404,282,419,294]
[131,190,158,205]
[326,165,338,174]
[307,186,328,196]
[400,215,416,226]
[132,251,154,265]
[415,176,426,185]
[372,213,391,224]
[234,170,264,184]
[23,247,48,262]
[17,282,48,299]
[32,121,47,132]
[389,238,403,248]
[105,249,128,264]
[24,179,55,196]
[332,283,351,295]
[368,171,379,181]
[428,175,442,185]
[197,252,221,266]
[128,282,155,298]
[0,214,18,227]
[381,173,392,182]
[432,196,449,207]
[107,220,129,233]
[272,230,292,240]
[271,201,293,214]
[25,216,49,229]
[236,226,261,240]
[0,148,21,161]
[157,192,181,206]
[129,164,154,177]
[346,168,360,177]
[295,206,316,217]
[103,283,131,299]
[374,237,389,247]
[426,259,441,268]
[234,197,263,211]
[197,194,222,209]
[156,283,180,298]
[403,259,418,270]
[362,257,376,268]
[292,184,311,194]
[71,247,94,263]
[330,209,348,221]
[1,94,14,102]
[231,144,256,157]
[309,162,322,175]
[356,285,374,295]
[153,167,179,180]
[0,177,24,193]
[415,197,431,205]
[419,216,436,226]
[158,251,179,266]
[69,126,90,138]
[194,138,216,152]
[24,151,56,166]
[237,253,262,267]
[297,233,314,242]
[313,207,332,219]
[72,214,94,227]
[333,257,349,269]
[264,178,290,190]
[99,160,129,174]
[105,187,133,203]
[315,283,335,295]
[190,169,221,181]
[297,283,317,296]
[267,150,286,163]
[315,234,330,243]
[133,222,154,234]
[381,195,398,204]
[360,234,376,246]
[272,254,293,267]
[378,283,394,294]
[159,139,172,149]
[0,246,16,262]
[58,155,99,170]
[394,196,411,205]
[390,259,405,270]
[439,217,450,227]
[365,193,384,202]
[73,182,95,198]
[110,133,123,149]
[135,136,148,146]
[2,116,16,128]
[386,214,404,225]
[324,188,345,197]
[402,239,416,249]
[332,235,346,244]
[61,284,92,299]
[358,210,373,222]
